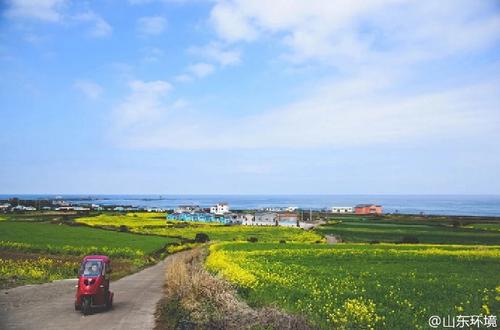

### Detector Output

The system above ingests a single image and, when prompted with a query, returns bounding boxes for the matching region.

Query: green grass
[465,223,500,232]
[0,219,179,288]
[207,242,500,329]
[0,212,82,222]
[316,219,500,245]
[0,221,177,254]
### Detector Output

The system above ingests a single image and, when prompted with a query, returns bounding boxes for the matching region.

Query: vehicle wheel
[106,293,113,310]
[74,303,80,311]
[82,297,92,315]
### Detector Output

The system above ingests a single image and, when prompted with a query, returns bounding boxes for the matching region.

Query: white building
[251,212,277,226]
[0,203,11,211]
[331,206,354,214]
[13,205,36,211]
[262,207,284,212]
[210,202,230,215]
[175,205,201,213]
[146,207,167,212]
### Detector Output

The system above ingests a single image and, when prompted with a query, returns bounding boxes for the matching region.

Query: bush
[194,233,210,243]
[119,225,129,232]
[399,235,419,244]
[279,240,286,244]
[247,237,258,243]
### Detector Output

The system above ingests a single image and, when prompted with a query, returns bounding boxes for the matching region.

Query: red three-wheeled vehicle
[74,255,114,315]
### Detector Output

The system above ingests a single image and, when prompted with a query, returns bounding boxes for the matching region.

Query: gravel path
[0,258,168,330]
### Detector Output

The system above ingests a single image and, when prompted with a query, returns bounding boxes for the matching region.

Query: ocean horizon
[1,194,500,217]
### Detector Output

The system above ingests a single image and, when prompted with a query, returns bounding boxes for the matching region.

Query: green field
[0,218,178,288]
[466,223,500,232]
[76,213,323,242]
[0,221,176,254]
[206,242,500,329]
[316,218,500,245]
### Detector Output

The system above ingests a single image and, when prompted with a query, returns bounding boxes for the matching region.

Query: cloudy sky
[1,0,499,194]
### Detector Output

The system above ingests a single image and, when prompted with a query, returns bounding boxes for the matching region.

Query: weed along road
[0,257,169,330]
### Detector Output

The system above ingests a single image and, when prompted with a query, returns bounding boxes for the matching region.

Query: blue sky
[0,0,499,194]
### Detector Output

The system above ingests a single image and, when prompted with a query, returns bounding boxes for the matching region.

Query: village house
[262,207,284,212]
[331,206,354,214]
[222,213,255,225]
[12,205,36,211]
[277,212,299,227]
[252,212,278,226]
[261,206,298,212]
[146,207,167,212]
[237,213,254,225]
[167,212,236,224]
[210,202,230,215]
[354,204,383,215]
[175,205,201,213]
[0,203,11,212]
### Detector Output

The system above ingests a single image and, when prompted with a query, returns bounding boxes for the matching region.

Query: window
[80,260,103,277]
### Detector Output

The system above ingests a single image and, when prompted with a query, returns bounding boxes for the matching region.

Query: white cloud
[210,1,257,42]
[129,0,212,4]
[6,2,113,38]
[174,74,193,83]
[6,0,66,22]
[137,16,167,35]
[74,11,112,38]
[188,42,241,66]
[111,71,500,150]
[187,62,215,78]
[209,0,500,66]
[141,47,164,63]
[74,80,103,100]
[172,99,189,109]
[110,1,500,151]
[113,80,172,130]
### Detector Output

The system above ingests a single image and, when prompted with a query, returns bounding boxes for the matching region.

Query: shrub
[119,225,129,232]
[247,237,258,243]
[399,235,419,244]
[279,240,286,244]
[194,233,210,243]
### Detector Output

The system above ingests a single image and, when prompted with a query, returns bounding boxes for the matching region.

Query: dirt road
[0,258,168,330]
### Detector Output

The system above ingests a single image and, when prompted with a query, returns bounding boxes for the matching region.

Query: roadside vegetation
[206,242,500,329]
[155,247,311,330]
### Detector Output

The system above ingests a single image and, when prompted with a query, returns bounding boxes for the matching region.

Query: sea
[1,194,500,217]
